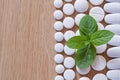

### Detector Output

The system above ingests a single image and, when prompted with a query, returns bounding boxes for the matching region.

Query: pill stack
[104,0,120,80]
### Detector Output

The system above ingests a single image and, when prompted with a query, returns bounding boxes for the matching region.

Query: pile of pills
[53,0,120,80]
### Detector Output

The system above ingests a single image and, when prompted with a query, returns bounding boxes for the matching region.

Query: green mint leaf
[79,15,98,36]
[75,44,96,68]
[66,36,87,49]
[91,30,114,46]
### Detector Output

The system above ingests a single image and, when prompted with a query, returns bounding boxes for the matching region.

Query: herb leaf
[91,30,114,46]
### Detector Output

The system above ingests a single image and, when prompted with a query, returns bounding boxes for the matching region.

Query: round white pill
[63,17,74,29]
[64,30,75,41]
[75,14,86,26]
[76,30,80,36]
[54,10,63,20]
[76,66,91,75]
[54,21,63,31]
[97,23,104,30]
[93,73,107,80]
[64,0,72,2]
[54,43,64,53]
[90,0,104,5]
[54,54,64,63]
[63,69,75,80]
[89,7,105,22]
[96,44,107,54]
[64,57,75,68]
[55,64,65,74]
[64,45,75,55]
[55,75,64,80]
[79,77,90,80]
[91,55,106,71]
[63,3,74,15]
[54,0,63,8]
[74,0,89,12]
[54,32,64,42]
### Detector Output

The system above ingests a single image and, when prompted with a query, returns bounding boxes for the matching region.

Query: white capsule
[107,47,120,58]
[91,55,106,71]
[105,13,120,24]
[63,69,75,80]
[54,21,63,31]
[64,0,72,2]
[105,24,120,35]
[104,3,120,13]
[54,54,64,63]
[76,30,80,36]
[55,64,65,74]
[96,44,107,54]
[64,30,75,41]
[75,14,86,26]
[54,10,63,20]
[89,7,105,22]
[64,57,75,68]
[54,43,64,53]
[63,17,74,29]
[108,35,120,47]
[63,3,74,15]
[54,0,63,8]
[54,32,64,42]
[106,0,120,2]
[97,23,104,30]
[90,0,104,5]
[76,66,91,75]
[106,70,120,80]
[93,73,107,80]
[79,77,90,80]
[64,45,75,55]
[74,0,89,12]
[55,75,64,80]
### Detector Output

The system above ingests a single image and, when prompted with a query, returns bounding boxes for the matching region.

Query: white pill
[54,43,64,53]
[105,13,120,24]
[64,30,75,41]
[105,24,120,35]
[79,77,90,80]
[64,45,75,55]
[54,32,64,42]
[107,47,120,58]
[55,64,65,74]
[54,0,63,8]
[63,3,74,15]
[75,14,86,26]
[106,0,120,2]
[96,44,107,54]
[89,7,105,22]
[64,57,75,68]
[108,35,120,47]
[104,3,120,13]
[76,66,91,75]
[91,55,106,71]
[106,70,120,80]
[64,0,72,2]
[97,23,104,30]
[107,58,120,69]
[63,17,74,29]
[54,10,63,20]
[93,73,107,80]
[54,54,64,63]
[90,0,104,5]
[76,30,80,36]
[63,69,75,80]
[74,0,89,12]
[54,21,63,31]
[55,75,64,80]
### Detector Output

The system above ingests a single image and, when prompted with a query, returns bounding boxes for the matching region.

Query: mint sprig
[66,15,114,68]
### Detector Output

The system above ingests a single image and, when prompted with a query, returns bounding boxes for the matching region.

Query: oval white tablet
[106,0,120,2]
[76,30,80,36]
[107,47,120,57]
[108,35,120,47]
[55,75,64,80]
[64,30,75,41]
[54,43,64,53]
[64,45,75,55]
[91,55,106,71]
[64,0,72,2]
[63,69,75,80]
[107,58,120,69]
[54,32,64,42]
[79,77,90,80]
[74,0,89,12]
[64,57,75,68]
[54,21,63,31]
[63,17,74,29]
[90,0,104,5]
[105,24,120,35]
[97,23,104,30]
[55,64,65,74]
[63,3,74,15]
[104,3,120,13]
[54,54,64,63]
[105,13,120,24]
[106,70,120,80]
[89,7,105,22]
[93,73,107,80]
[76,66,91,75]
[96,44,107,54]
[54,10,63,20]
[75,14,86,26]
[54,0,63,8]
